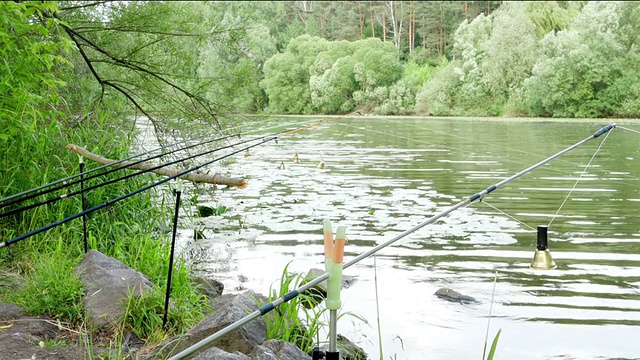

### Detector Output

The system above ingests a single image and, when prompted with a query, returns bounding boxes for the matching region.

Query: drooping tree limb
[66,144,248,188]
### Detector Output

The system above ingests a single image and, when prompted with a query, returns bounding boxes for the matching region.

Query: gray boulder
[192,347,251,360]
[74,250,154,327]
[249,345,280,360]
[192,275,225,300]
[157,291,268,358]
[319,335,368,360]
[434,288,478,304]
[262,339,312,360]
[337,334,367,360]
[0,303,24,321]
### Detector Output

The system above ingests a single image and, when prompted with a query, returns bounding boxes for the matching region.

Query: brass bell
[293,153,300,163]
[244,150,251,157]
[278,161,285,170]
[316,160,325,169]
[530,226,557,270]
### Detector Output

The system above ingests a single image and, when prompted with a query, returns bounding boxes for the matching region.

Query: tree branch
[66,144,248,188]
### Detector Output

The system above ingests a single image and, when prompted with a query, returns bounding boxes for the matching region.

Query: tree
[523,1,640,117]
[0,2,72,142]
[261,35,329,113]
[481,2,538,101]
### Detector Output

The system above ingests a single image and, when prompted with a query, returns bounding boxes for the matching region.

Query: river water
[147,117,640,359]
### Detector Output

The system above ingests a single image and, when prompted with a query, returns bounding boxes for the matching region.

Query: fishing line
[0,136,277,249]
[477,200,536,231]
[389,118,611,172]
[167,123,615,360]
[547,128,613,228]
[0,134,273,219]
[343,119,601,179]
[0,133,241,210]
[617,125,640,135]
[0,129,238,206]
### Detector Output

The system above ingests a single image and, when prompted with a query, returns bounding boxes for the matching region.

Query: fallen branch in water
[66,144,248,188]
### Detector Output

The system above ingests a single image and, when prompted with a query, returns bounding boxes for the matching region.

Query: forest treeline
[254,1,640,118]
[2,1,640,155]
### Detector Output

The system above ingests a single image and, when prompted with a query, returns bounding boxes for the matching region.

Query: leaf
[368,209,375,215]
[487,329,502,360]
[0,323,13,332]
[215,205,227,216]
[197,205,214,217]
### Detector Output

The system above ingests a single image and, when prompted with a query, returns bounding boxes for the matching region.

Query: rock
[192,347,250,360]
[0,315,90,360]
[337,334,367,360]
[434,288,478,304]
[74,250,154,327]
[154,291,268,358]
[301,268,358,308]
[192,275,225,300]
[319,335,368,360]
[262,339,312,360]
[0,303,24,321]
[248,345,280,360]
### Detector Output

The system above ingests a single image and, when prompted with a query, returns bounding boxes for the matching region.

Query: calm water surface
[155,117,640,359]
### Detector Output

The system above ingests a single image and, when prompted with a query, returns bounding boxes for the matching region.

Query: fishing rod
[0,133,242,210]
[0,134,273,220]
[0,136,278,249]
[0,129,236,207]
[167,123,616,360]
[0,115,339,209]
[0,114,345,219]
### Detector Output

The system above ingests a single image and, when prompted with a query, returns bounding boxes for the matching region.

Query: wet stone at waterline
[434,288,479,305]
[301,268,358,309]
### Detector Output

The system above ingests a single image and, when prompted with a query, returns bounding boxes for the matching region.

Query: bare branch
[58,1,112,12]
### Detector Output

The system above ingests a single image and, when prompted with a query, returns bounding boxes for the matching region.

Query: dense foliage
[239,1,640,118]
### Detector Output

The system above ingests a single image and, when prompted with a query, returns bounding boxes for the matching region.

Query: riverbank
[0,249,366,360]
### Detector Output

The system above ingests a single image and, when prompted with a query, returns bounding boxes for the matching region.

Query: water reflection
[169,117,640,360]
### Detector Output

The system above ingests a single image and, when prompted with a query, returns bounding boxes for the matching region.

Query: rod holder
[79,161,88,253]
[163,180,182,327]
[530,225,557,270]
[311,347,325,360]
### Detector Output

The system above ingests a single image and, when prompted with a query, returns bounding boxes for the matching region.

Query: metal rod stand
[79,161,88,253]
[163,181,182,328]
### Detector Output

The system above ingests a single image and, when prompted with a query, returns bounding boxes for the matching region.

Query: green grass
[5,249,84,324]
[263,263,327,353]
[262,263,366,354]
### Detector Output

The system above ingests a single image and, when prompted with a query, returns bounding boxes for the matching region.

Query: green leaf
[487,329,502,360]
[215,205,227,216]
[368,209,375,215]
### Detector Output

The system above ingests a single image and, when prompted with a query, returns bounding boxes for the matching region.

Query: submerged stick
[66,144,248,188]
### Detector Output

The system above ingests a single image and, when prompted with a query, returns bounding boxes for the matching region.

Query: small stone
[434,288,478,304]
[300,268,358,308]
[192,275,224,299]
